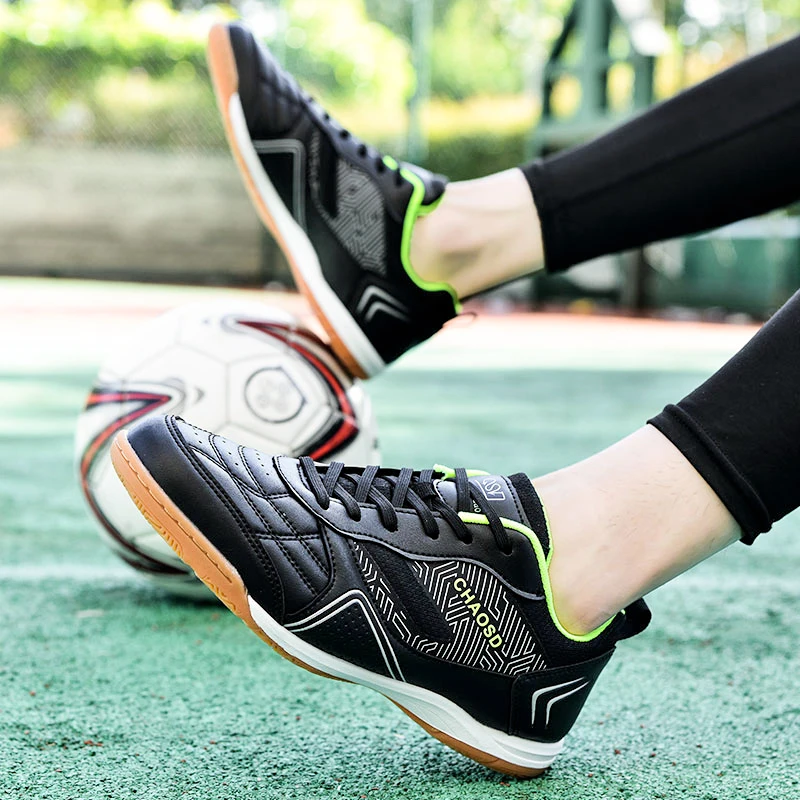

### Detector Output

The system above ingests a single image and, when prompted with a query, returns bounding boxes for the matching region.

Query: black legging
[523,34,800,273]
[650,291,800,544]
[520,34,800,543]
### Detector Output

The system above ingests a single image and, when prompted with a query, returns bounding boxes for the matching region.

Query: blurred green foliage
[0,0,217,143]
[365,0,572,99]
[0,0,413,144]
[0,0,798,174]
[0,0,574,179]
[425,128,528,181]
[278,0,413,103]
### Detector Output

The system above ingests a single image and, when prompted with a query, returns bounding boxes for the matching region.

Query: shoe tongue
[434,473,551,557]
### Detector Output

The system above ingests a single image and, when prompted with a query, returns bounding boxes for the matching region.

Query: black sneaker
[112,416,650,777]
[207,22,459,379]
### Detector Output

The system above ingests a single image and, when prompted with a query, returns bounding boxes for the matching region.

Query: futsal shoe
[207,22,458,378]
[112,416,650,777]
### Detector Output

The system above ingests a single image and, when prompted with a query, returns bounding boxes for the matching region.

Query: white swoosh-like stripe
[544,681,588,726]
[250,595,564,770]
[531,677,589,727]
[355,285,409,319]
[287,589,404,681]
[363,300,410,324]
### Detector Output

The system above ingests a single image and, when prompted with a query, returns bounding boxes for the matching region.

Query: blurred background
[1,0,799,318]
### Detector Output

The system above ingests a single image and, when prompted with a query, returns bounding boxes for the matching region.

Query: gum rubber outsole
[206,23,371,380]
[110,431,546,778]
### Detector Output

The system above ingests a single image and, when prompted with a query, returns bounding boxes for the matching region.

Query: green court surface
[2,279,799,799]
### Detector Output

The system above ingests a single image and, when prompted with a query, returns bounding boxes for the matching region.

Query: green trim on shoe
[418,193,444,218]
[434,464,489,480]
[457,511,616,643]
[382,156,461,311]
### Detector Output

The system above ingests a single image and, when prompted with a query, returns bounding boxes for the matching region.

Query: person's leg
[212,24,800,374]
[540,426,739,634]
[412,33,800,296]
[111,291,800,773]
[410,168,545,299]
[540,288,800,633]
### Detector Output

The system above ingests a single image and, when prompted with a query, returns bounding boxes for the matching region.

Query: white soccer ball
[75,301,380,598]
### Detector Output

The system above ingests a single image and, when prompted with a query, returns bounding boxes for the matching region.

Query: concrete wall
[0,145,290,285]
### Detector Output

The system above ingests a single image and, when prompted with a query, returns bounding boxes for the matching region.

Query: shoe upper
[227,23,459,366]
[128,415,650,743]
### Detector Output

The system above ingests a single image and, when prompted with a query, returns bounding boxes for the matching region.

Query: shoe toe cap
[126,415,289,619]
[227,22,304,137]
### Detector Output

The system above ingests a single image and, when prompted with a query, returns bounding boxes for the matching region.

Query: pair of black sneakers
[113,23,650,777]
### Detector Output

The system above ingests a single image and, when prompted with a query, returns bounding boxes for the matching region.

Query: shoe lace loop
[299,458,512,553]
[317,108,404,186]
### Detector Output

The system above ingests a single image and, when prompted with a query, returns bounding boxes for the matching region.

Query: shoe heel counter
[509,649,614,743]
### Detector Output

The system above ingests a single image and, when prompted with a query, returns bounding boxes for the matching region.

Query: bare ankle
[410,203,477,290]
[532,426,740,637]
[547,560,619,636]
[409,170,545,298]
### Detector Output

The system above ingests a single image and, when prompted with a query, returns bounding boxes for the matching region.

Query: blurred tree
[427,0,571,99]
[667,0,799,51]
[1,0,798,156]
[361,0,573,99]
[363,0,457,42]
[275,0,413,103]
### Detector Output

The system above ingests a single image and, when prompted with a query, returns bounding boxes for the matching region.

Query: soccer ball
[75,301,379,598]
